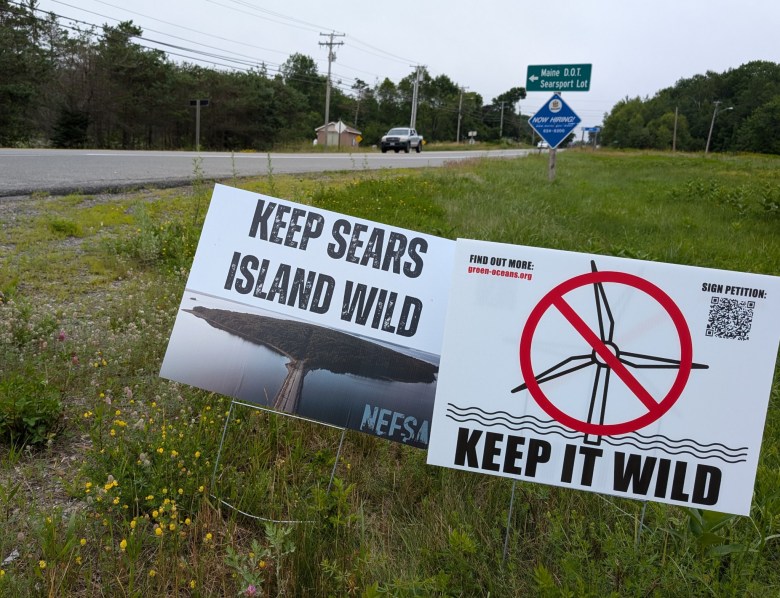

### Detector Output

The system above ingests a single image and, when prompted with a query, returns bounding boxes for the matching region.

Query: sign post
[189,99,210,152]
[525,64,591,181]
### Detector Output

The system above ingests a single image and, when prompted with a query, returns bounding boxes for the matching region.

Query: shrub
[107,203,199,270]
[0,371,63,447]
[48,217,84,238]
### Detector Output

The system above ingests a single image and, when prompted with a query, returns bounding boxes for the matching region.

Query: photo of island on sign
[427,239,780,515]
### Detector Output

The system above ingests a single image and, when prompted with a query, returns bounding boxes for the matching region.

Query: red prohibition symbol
[519,270,693,436]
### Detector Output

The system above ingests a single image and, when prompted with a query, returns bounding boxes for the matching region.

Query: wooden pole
[548,148,557,182]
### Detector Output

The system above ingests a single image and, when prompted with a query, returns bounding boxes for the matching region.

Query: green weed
[0,369,63,447]
[46,217,83,238]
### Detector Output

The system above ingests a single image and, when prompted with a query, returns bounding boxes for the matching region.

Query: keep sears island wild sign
[161,185,454,448]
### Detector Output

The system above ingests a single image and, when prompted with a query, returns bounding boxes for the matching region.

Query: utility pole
[672,106,678,152]
[499,101,506,138]
[410,65,423,129]
[456,87,468,143]
[189,98,209,152]
[319,32,344,146]
[354,86,363,128]
[705,101,733,155]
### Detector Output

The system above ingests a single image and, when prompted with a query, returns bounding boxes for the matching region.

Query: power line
[345,35,417,67]
[36,0,460,103]
[204,0,326,35]
[13,1,358,90]
[77,0,292,59]
[45,0,352,84]
[210,0,335,34]
[49,0,287,69]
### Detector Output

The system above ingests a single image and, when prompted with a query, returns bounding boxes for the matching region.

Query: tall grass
[0,150,778,596]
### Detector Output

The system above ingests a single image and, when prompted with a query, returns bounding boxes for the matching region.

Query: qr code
[706,296,754,340]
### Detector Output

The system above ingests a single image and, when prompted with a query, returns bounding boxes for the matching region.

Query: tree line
[0,0,528,150]
[600,61,780,154]
[3,2,779,153]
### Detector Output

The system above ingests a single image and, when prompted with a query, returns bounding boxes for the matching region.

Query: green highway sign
[526,64,592,92]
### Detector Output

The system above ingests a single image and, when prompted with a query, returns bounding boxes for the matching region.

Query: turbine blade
[619,350,709,370]
[512,354,594,393]
[591,260,615,342]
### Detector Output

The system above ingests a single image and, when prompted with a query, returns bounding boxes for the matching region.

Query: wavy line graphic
[446,415,584,441]
[445,411,573,432]
[445,403,748,463]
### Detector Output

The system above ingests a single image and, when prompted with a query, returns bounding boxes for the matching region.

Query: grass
[0,149,778,596]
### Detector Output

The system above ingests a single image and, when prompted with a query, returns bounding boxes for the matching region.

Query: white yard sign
[427,239,780,515]
[161,185,454,448]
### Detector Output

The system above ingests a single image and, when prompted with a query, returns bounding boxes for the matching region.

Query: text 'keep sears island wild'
[223,198,430,338]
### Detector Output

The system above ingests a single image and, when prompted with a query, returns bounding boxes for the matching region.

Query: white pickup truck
[380,127,424,153]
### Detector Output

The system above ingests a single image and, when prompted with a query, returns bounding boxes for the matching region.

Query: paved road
[0,148,530,197]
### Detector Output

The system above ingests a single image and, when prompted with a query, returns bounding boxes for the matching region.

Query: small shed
[315,120,362,147]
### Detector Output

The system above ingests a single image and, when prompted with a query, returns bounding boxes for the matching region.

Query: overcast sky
[34,0,780,129]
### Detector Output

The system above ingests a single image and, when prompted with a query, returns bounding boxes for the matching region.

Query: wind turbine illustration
[512,260,709,445]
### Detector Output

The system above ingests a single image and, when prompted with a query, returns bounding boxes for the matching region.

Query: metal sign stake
[210,399,348,524]
[502,481,518,563]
